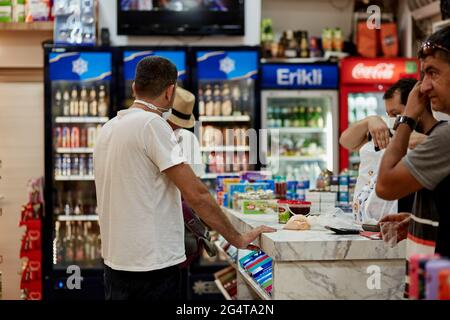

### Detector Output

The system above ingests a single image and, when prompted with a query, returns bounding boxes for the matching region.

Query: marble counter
[222,207,407,300]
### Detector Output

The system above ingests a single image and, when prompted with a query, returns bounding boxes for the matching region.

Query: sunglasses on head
[419,41,450,58]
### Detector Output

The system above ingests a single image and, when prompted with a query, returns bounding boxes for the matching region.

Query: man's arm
[164,163,276,249]
[339,116,390,151]
[376,83,425,200]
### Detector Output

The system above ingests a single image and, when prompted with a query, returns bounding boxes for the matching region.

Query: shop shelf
[267,155,326,162]
[0,21,54,31]
[237,265,272,301]
[54,117,109,124]
[55,148,94,154]
[214,241,237,270]
[268,127,327,134]
[199,115,251,122]
[54,176,94,181]
[261,51,348,64]
[200,146,250,152]
[56,215,99,222]
[201,172,240,179]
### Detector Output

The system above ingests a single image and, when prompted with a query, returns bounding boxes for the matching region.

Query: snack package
[25,0,50,22]
[380,23,398,57]
[357,21,377,58]
[0,1,12,22]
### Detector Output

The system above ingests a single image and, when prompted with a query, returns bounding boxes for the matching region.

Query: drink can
[87,154,94,176]
[54,155,62,177]
[87,127,97,148]
[71,155,80,176]
[80,127,88,148]
[79,155,86,176]
[62,126,71,148]
[55,127,62,148]
[70,127,80,149]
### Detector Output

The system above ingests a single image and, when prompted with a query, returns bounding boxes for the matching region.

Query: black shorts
[104,264,181,301]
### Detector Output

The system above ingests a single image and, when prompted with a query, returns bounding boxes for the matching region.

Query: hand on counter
[378,212,411,244]
[237,225,277,251]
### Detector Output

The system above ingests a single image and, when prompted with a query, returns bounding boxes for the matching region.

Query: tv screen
[118,0,245,36]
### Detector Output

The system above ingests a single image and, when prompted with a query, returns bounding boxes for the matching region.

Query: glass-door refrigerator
[191,47,260,181]
[339,57,420,171]
[43,45,115,299]
[118,47,188,110]
[260,62,340,184]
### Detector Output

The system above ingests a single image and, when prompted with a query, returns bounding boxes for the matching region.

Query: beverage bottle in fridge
[241,85,250,116]
[212,84,222,116]
[198,87,205,116]
[316,106,324,128]
[64,191,73,215]
[292,107,300,127]
[71,155,80,176]
[307,106,315,127]
[70,126,80,148]
[204,84,214,116]
[87,154,94,176]
[54,89,63,116]
[231,85,241,116]
[298,106,306,127]
[98,85,108,117]
[354,94,366,121]
[74,222,85,263]
[62,89,70,116]
[89,88,98,116]
[87,127,97,148]
[62,154,71,176]
[63,222,75,263]
[290,106,297,127]
[53,221,65,265]
[267,107,274,128]
[282,108,289,127]
[79,87,89,117]
[80,127,88,148]
[54,155,62,177]
[74,191,83,215]
[70,87,79,116]
[221,83,233,116]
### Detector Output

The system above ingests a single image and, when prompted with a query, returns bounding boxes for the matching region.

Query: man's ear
[132,82,136,98]
[166,84,176,101]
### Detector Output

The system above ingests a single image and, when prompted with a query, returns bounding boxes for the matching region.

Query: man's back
[94,108,187,271]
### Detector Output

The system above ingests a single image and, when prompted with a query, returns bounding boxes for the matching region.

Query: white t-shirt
[174,128,205,178]
[94,108,187,272]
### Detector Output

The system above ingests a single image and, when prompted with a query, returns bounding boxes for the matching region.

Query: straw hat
[168,87,196,128]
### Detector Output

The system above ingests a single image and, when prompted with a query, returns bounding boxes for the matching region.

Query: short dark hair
[134,56,178,98]
[383,78,418,105]
[418,26,450,65]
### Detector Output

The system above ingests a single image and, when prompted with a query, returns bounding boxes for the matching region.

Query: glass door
[48,51,113,270]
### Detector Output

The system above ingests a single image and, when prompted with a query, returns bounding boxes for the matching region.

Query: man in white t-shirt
[94,56,275,301]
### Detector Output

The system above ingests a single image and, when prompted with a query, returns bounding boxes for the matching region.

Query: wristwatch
[393,115,417,131]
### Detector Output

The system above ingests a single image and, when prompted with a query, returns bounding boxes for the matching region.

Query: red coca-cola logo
[351,63,395,80]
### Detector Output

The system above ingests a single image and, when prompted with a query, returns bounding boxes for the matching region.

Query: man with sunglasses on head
[376,26,450,298]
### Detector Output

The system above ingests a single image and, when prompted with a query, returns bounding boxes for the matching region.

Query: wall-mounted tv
[118,0,245,36]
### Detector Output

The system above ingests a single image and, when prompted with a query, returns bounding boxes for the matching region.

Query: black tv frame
[117,0,245,36]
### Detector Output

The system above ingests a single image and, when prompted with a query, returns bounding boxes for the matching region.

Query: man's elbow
[375,181,397,201]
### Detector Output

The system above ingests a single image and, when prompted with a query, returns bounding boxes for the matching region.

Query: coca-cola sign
[351,63,395,80]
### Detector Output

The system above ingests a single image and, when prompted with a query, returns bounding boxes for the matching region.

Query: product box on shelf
[240,199,278,215]
[228,183,270,209]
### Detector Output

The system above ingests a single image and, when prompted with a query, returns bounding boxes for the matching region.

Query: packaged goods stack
[19,178,44,300]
